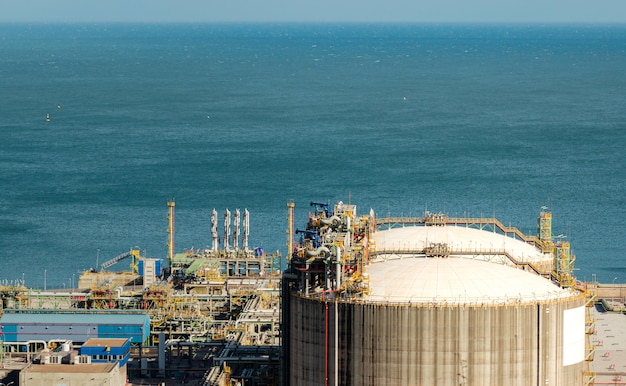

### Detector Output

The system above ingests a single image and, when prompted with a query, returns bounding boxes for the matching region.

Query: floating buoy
[46,113,51,122]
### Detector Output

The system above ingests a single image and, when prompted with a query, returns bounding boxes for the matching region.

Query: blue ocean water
[1,23,625,289]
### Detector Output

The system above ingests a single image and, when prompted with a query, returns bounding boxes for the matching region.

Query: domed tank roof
[365,257,576,305]
[374,225,551,265]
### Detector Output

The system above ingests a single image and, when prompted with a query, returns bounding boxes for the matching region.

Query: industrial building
[0,312,150,345]
[80,338,132,367]
[20,362,125,386]
[19,338,130,386]
[283,201,588,385]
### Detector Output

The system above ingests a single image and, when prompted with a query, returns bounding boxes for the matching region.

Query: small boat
[46,114,50,122]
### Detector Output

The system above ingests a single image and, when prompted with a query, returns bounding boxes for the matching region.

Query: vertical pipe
[167,200,175,262]
[335,247,341,291]
[287,202,295,262]
[224,209,231,251]
[158,331,166,378]
[233,208,240,251]
[325,299,329,386]
[243,208,250,251]
[325,257,330,291]
[305,261,310,296]
[211,209,219,251]
[335,299,339,386]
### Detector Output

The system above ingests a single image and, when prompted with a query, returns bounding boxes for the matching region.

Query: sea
[1,23,625,290]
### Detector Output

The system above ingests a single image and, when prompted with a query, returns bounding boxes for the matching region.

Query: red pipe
[325,299,329,386]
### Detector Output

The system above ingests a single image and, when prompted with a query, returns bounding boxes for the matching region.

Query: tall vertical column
[224,209,231,251]
[287,201,295,262]
[242,209,250,251]
[537,209,554,254]
[158,331,166,378]
[538,210,552,243]
[167,200,175,262]
[211,209,219,251]
[233,209,241,251]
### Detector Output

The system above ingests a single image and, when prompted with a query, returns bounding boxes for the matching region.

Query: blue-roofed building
[81,338,132,367]
[17,338,132,386]
[0,311,150,345]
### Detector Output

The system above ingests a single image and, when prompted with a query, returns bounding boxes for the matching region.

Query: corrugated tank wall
[287,293,585,386]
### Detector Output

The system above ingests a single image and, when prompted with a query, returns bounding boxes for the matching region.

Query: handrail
[100,251,133,270]
[375,216,547,249]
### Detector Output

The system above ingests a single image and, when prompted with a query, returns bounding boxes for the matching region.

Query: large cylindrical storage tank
[286,258,586,386]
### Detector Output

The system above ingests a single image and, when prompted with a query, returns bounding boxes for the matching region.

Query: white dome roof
[365,257,576,305]
[373,225,552,265]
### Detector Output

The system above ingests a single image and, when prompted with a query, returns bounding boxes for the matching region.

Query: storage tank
[286,257,585,386]
[283,203,586,386]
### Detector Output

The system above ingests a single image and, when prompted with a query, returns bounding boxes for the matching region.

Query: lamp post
[44,269,47,291]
